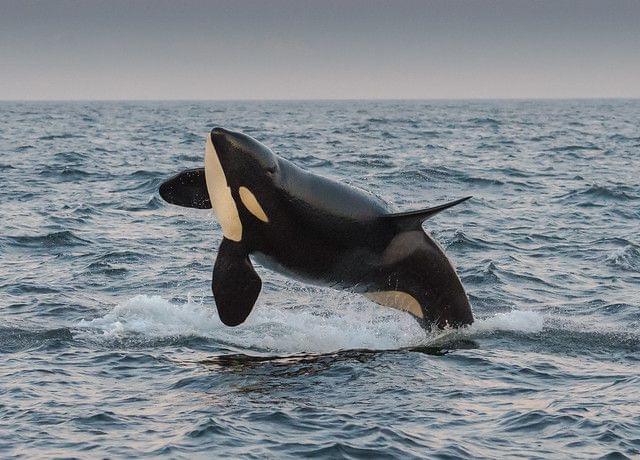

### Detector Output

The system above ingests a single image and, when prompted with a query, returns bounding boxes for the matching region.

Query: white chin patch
[204,134,242,242]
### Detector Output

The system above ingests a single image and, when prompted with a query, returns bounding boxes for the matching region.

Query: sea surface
[0,100,639,458]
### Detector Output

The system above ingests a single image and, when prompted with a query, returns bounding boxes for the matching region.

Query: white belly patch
[204,134,243,242]
[364,291,424,319]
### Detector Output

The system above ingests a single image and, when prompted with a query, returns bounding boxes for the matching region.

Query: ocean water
[0,100,638,458]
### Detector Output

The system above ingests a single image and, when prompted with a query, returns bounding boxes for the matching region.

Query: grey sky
[1,0,639,100]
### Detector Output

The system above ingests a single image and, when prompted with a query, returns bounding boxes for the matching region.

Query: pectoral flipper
[212,238,262,326]
[159,168,211,209]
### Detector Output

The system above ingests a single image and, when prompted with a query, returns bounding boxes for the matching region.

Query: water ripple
[1,100,639,458]
[7,230,91,248]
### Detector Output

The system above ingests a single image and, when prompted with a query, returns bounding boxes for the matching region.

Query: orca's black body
[160,128,474,329]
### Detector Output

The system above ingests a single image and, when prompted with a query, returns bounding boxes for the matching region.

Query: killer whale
[159,127,474,329]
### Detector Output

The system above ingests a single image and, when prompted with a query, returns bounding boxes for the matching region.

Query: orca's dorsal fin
[383,196,472,228]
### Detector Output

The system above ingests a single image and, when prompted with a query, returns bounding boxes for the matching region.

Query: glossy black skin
[205,127,473,328]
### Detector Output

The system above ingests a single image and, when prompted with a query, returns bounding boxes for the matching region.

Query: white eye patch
[239,186,269,223]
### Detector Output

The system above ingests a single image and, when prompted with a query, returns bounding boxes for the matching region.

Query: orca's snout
[210,127,233,145]
[210,127,241,157]
[210,126,229,136]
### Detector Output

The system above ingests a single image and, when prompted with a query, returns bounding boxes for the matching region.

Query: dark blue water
[1,100,639,458]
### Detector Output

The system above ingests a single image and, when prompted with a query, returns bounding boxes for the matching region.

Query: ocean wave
[366,117,390,123]
[116,177,163,193]
[53,150,86,161]
[462,175,504,186]
[418,130,441,138]
[120,195,164,211]
[529,135,555,142]
[608,133,640,142]
[179,132,204,145]
[72,412,126,427]
[467,117,501,127]
[548,144,601,152]
[446,230,496,251]
[38,166,91,179]
[6,284,60,295]
[177,153,203,162]
[85,261,129,277]
[0,326,73,353]
[365,117,419,125]
[38,133,85,141]
[499,410,580,433]
[337,158,393,169]
[463,261,503,285]
[424,143,450,151]
[130,169,165,178]
[557,185,638,202]
[541,316,640,353]
[94,250,149,264]
[605,245,640,272]
[7,230,92,248]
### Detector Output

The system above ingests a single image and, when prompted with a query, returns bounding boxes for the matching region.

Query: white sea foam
[77,291,546,353]
[78,292,425,353]
[469,310,545,334]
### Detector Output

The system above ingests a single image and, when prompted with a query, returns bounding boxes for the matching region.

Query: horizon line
[1,96,639,103]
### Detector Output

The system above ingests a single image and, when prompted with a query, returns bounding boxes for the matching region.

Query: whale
[159,127,474,329]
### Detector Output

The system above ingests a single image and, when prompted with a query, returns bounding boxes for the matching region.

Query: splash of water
[77,293,545,353]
